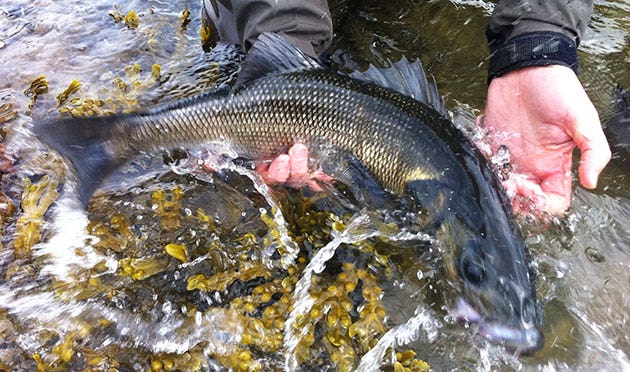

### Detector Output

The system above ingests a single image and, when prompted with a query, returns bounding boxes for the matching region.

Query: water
[1,0,628,370]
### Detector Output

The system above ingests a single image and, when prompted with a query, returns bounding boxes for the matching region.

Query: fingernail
[290,144,307,158]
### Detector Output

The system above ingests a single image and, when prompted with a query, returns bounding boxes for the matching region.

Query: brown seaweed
[12,175,58,259]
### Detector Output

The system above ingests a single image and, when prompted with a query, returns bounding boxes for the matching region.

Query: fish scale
[128,72,451,196]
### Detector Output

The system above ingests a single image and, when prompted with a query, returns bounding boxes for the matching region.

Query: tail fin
[34,115,133,208]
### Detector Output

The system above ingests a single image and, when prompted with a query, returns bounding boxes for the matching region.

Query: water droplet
[162,300,173,314]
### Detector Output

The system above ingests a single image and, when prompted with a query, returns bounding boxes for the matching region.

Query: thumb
[568,105,611,189]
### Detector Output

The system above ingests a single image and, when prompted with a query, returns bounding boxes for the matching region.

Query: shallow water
[0,0,628,371]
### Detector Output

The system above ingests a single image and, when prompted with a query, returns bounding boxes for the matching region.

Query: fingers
[261,143,308,184]
[504,173,572,216]
[504,175,546,215]
[258,143,330,191]
[575,130,611,190]
[288,143,309,180]
[261,154,290,183]
[568,98,611,190]
[540,172,571,215]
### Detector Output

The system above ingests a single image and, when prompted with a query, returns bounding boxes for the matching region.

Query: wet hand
[257,143,330,190]
[480,65,611,215]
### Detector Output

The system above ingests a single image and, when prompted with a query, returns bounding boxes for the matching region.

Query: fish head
[442,214,543,354]
[406,168,543,354]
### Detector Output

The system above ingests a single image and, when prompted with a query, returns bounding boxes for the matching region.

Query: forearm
[486,0,593,81]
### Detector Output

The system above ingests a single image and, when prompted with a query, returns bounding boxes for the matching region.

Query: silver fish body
[35,33,543,353]
[131,70,458,194]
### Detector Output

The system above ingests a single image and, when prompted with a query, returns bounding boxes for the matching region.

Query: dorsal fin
[349,57,447,117]
[236,32,323,86]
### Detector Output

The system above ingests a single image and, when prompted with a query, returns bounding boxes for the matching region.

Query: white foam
[356,306,439,372]
[32,185,117,281]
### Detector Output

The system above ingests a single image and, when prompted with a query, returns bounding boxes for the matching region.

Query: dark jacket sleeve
[486,0,593,82]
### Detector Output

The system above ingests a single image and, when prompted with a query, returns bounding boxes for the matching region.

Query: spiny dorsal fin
[236,32,323,86]
[349,57,447,117]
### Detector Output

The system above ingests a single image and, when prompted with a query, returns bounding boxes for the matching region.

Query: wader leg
[202,0,333,59]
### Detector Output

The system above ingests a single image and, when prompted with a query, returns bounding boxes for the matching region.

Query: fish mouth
[455,298,544,355]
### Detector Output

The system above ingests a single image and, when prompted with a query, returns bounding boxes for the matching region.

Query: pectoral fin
[323,153,396,210]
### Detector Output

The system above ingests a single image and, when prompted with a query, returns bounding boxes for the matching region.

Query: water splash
[448,0,495,14]
[356,306,439,372]
[283,210,434,370]
[32,183,116,281]
[567,303,630,369]
[283,211,380,370]
[170,144,301,268]
[221,157,301,268]
[0,287,242,355]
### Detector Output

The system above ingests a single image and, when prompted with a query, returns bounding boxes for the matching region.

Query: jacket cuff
[487,32,579,83]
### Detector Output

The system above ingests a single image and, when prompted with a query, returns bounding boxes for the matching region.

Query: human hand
[257,143,330,190]
[480,65,611,215]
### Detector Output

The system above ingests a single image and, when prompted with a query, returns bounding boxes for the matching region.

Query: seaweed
[24,75,48,110]
[124,11,140,29]
[1,179,432,370]
[0,102,18,124]
[57,63,162,117]
[1,12,431,366]
[12,175,58,259]
[55,79,82,107]
[119,256,170,281]
[395,350,430,372]
[152,187,184,231]
[165,243,188,263]
[180,6,191,31]
[109,6,140,29]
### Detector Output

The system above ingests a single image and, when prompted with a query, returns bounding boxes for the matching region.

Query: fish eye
[460,240,486,285]
[462,259,486,285]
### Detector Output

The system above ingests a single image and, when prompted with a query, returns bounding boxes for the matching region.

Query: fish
[35,32,543,353]
[604,85,629,165]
